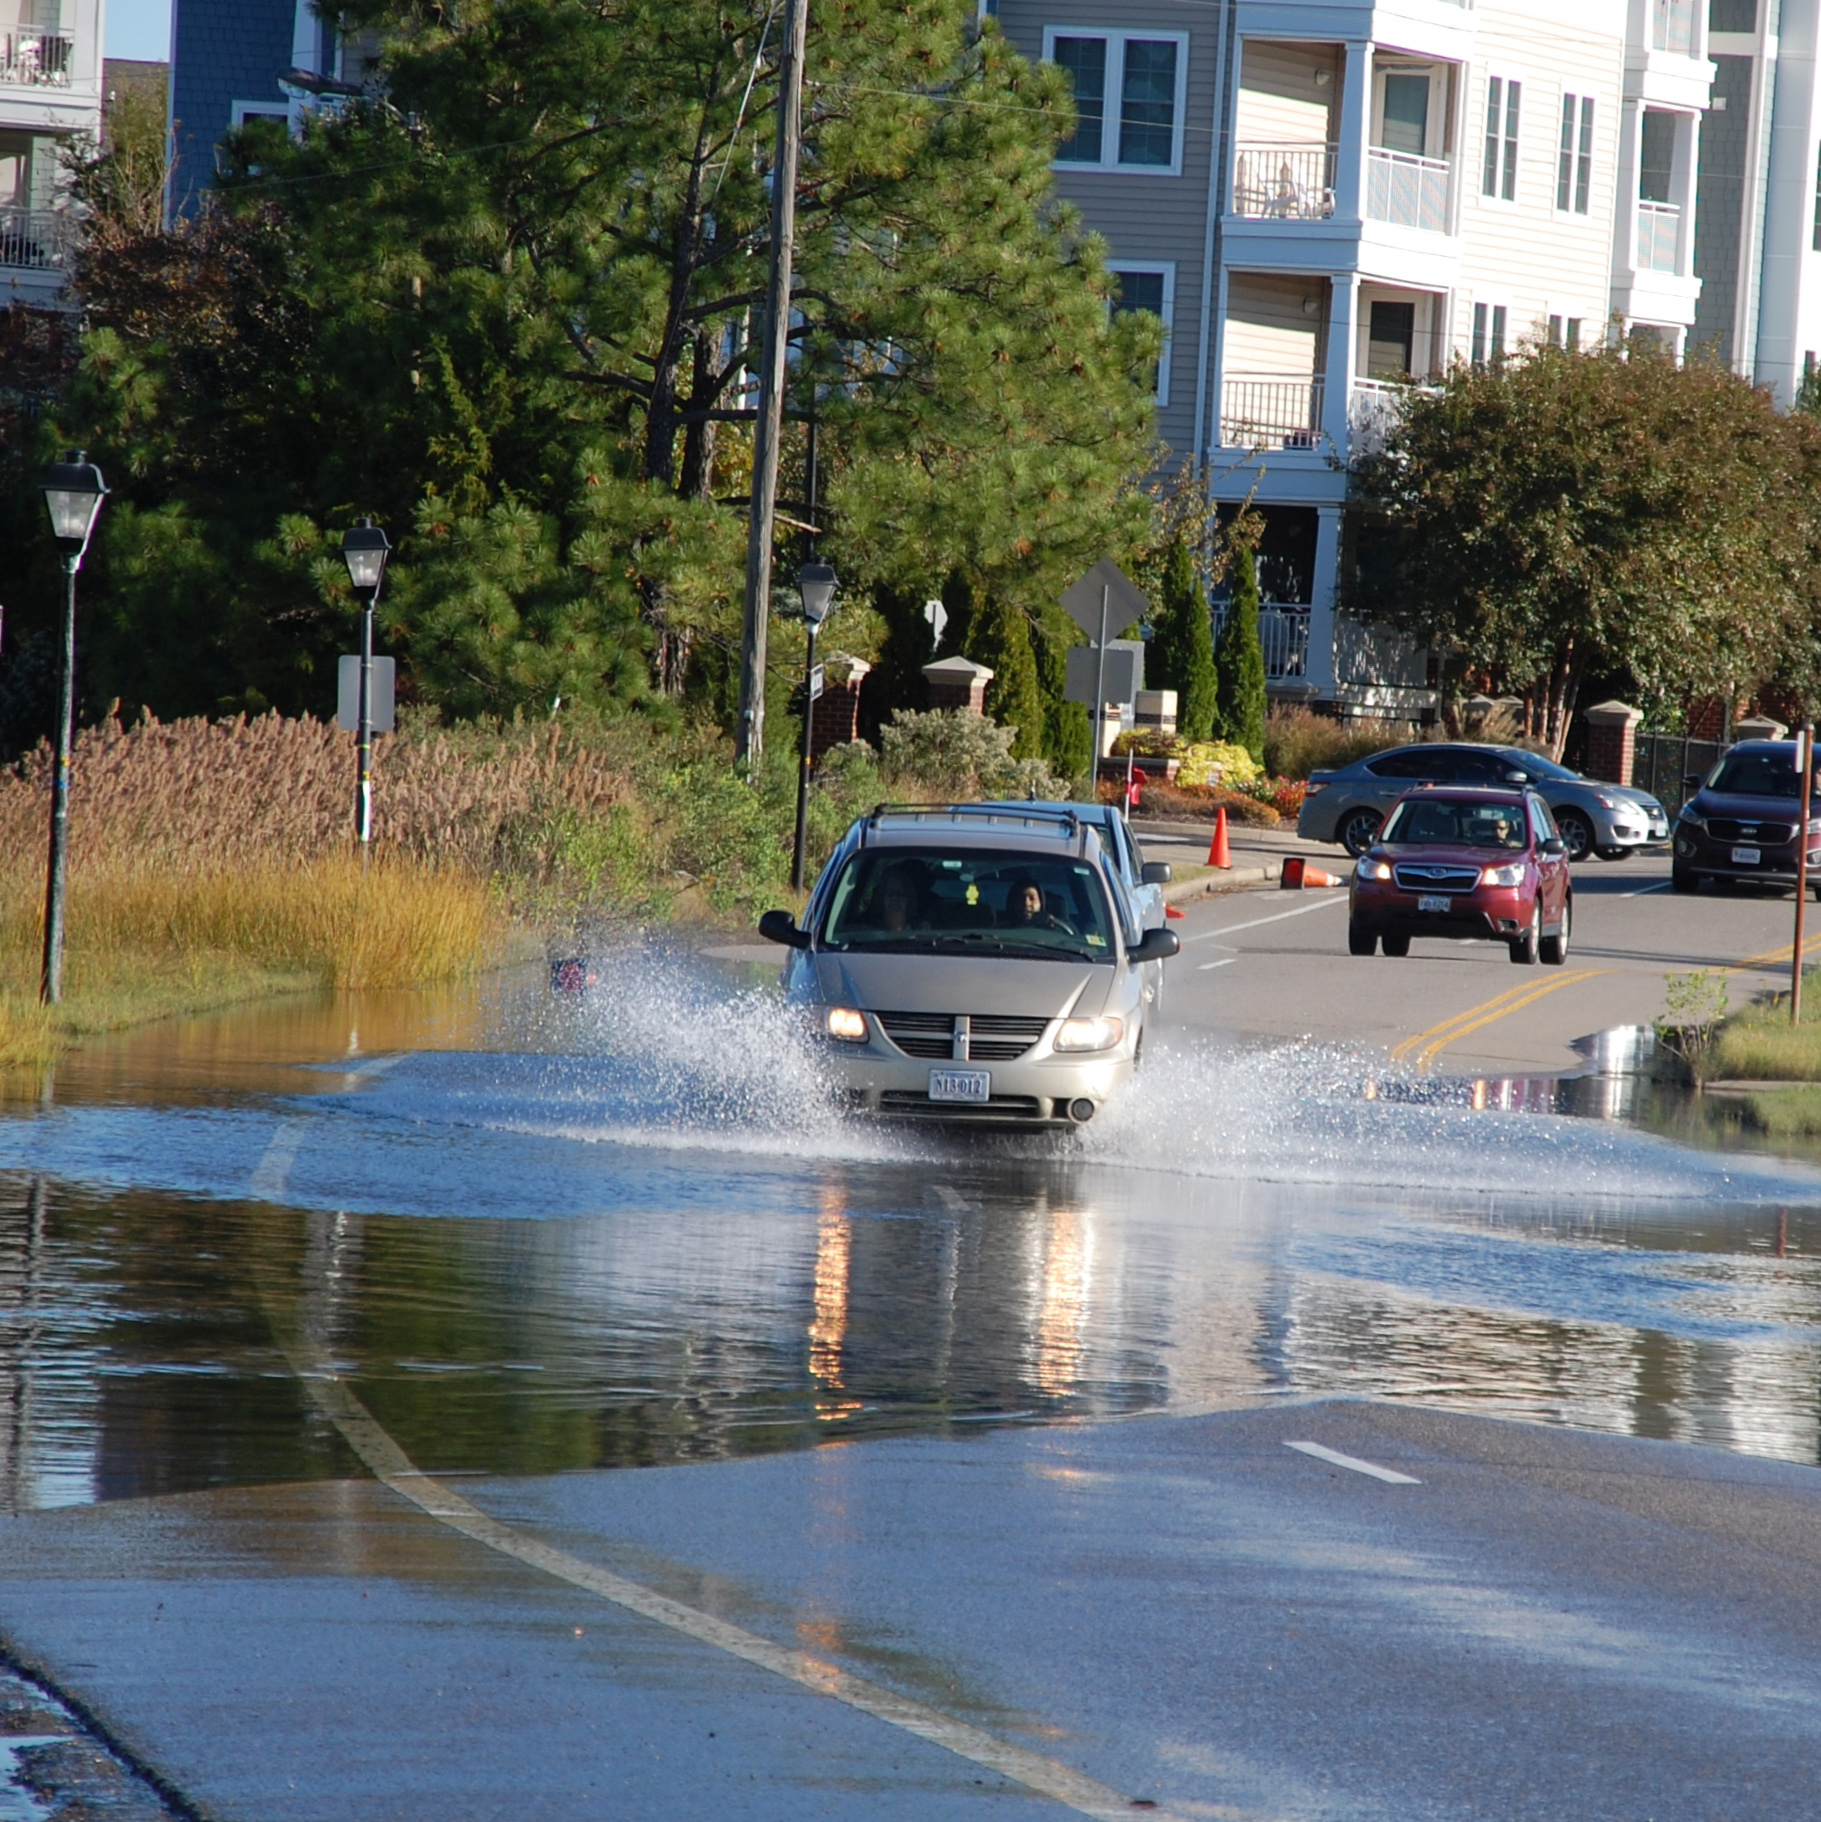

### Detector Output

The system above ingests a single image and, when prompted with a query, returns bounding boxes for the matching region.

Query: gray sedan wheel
[1338,807,1383,857]
[1553,808,1595,863]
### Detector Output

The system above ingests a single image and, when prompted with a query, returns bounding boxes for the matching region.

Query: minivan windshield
[1383,797,1528,849]
[822,849,1116,962]
[1708,750,1803,799]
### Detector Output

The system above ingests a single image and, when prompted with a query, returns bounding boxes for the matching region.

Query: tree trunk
[679,327,722,499]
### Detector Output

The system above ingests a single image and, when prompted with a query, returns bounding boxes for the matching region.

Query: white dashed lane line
[1284,1440,1422,1485]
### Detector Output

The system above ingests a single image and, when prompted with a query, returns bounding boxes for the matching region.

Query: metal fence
[1210,602,1311,681]
[0,29,72,85]
[1219,374,1324,449]
[1232,144,1337,220]
[0,209,70,272]
[1633,733,1724,816]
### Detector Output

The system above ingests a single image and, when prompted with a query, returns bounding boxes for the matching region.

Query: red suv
[1348,786,1573,965]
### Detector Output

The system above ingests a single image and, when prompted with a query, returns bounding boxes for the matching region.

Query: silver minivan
[758,804,1180,1126]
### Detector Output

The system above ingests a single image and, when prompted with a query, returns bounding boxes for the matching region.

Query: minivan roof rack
[858,802,1085,851]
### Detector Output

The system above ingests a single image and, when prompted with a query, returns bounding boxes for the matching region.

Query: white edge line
[1620,880,1672,899]
[1184,894,1351,943]
[1197,958,1237,972]
[1284,1440,1421,1485]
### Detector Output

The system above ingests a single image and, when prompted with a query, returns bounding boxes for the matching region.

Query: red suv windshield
[1382,797,1527,850]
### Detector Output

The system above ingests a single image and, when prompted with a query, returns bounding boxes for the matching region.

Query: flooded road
[3,950,1820,1517]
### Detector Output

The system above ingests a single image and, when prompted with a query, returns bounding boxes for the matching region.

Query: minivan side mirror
[1130,927,1181,964]
[1140,861,1173,885]
[758,909,810,949]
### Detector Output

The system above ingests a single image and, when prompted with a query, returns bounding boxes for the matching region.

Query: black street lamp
[340,519,391,863]
[791,562,837,892]
[38,450,107,1005]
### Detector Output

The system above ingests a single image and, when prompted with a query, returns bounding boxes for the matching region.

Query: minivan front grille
[875,1011,1053,1062]
[878,1092,1045,1120]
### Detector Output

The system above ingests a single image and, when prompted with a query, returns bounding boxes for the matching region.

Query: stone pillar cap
[922,656,995,681]
[1583,700,1643,725]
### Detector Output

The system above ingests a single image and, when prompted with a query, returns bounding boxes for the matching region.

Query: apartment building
[0,0,104,305]
[168,0,378,216]
[994,0,1717,711]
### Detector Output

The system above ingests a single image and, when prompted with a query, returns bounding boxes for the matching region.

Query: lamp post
[340,520,391,865]
[38,451,107,1006]
[791,562,837,891]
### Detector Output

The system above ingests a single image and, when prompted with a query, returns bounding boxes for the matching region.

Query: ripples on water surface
[0,947,1818,1512]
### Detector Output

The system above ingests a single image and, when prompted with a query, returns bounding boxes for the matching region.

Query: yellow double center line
[1390,970,1611,1072]
[1393,930,1821,1073]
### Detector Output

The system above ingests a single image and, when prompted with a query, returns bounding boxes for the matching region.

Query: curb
[1162,862,1280,903]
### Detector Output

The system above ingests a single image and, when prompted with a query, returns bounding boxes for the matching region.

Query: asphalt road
[1156,844,1814,1077]
[7,1397,1821,1821]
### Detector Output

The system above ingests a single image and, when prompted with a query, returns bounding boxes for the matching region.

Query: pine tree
[966,587,1045,760]
[1214,543,1268,764]
[1150,534,1218,742]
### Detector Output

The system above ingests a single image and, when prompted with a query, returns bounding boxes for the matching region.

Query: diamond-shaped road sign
[1060,558,1151,642]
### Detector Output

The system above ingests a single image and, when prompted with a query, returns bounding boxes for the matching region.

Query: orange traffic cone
[1304,862,1346,888]
[1207,805,1231,869]
[1281,855,1305,889]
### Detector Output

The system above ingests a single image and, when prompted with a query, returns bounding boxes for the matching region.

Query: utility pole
[735,0,809,775]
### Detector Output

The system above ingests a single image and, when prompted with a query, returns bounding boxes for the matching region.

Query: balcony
[1366,147,1451,233]
[1220,374,1324,450]
[1651,0,1697,54]
[1232,144,1336,221]
[0,207,72,271]
[1259,606,1311,681]
[1637,200,1680,272]
[0,29,73,87]
[1348,377,1440,459]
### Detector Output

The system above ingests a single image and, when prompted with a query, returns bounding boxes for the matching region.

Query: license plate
[1732,846,1761,865]
[1417,894,1451,913]
[928,1069,990,1104]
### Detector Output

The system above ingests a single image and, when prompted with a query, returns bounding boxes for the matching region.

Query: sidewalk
[1137,819,1351,904]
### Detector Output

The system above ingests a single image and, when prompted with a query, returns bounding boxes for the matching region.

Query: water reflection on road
[0,955,1819,1514]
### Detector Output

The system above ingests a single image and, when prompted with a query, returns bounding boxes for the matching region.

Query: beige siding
[995,0,1218,453]
[1236,41,1340,145]
[1225,273,1323,375]
[1451,0,1627,355]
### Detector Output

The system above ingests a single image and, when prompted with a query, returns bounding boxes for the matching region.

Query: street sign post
[808,662,825,702]
[338,656,396,735]
[1060,560,1152,768]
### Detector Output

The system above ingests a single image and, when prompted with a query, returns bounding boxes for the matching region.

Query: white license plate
[1417,894,1451,913]
[1732,846,1761,865]
[929,1069,991,1104]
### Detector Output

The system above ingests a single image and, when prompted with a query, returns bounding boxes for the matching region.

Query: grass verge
[1741,1086,1821,1136]
[1708,983,1821,1083]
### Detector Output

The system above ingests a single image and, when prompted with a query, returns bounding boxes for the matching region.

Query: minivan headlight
[1481,862,1526,887]
[1054,1015,1123,1053]
[824,1006,868,1042]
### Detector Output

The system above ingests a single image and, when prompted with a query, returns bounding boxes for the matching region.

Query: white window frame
[1481,71,1522,204]
[1470,297,1509,366]
[1556,90,1595,216]
[1108,260,1176,405]
[1042,27,1190,177]
[231,100,292,128]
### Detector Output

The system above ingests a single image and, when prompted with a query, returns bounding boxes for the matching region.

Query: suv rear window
[822,849,1116,961]
[1383,797,1528,849]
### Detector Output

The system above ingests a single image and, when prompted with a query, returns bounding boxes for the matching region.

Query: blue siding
[168,0,297,213]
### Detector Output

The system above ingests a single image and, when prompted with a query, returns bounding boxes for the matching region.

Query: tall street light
[791,562,837,891]
[340,519,391,865]
[39,451,107,1005]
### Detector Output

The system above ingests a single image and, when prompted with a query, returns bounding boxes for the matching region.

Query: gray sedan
[1298,743,1670,860]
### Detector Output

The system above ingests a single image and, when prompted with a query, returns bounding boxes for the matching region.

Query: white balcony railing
[0,29,73,86]
[1220,374,1325,449]
[1652,0,1697,54]
[0,208,73,271]
[1348,377,1441,459]
[1232,143,1337,220]
[1637,199,1680,272]
[1366,146,1451,232]
[1258,607,1311,680]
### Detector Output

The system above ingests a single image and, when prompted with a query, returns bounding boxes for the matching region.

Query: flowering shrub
[1234,776,1307,818]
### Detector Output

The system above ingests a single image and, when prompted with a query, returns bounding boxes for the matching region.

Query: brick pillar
[809,655,870,760]
[1583,700,1642,786]
[922,656,994,714]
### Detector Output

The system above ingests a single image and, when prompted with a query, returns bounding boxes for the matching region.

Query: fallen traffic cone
[1280,855,1305,889]
[1165,903,1186,919]
[1208,805,1231,869]
[1305,862,1346,887]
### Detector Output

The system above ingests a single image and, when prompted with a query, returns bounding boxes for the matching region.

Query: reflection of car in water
[757,804,1180,1126]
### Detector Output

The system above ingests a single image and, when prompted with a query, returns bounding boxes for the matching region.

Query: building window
[1709,0,1756,28]
[1812,140,1821,251]
[1653,0,1698,53]
[1367,301,1415,379]
[1483,76,1521,201]
[1109,263,1175,404]
[1558,94,1594,213]
[1546,315,1585,350]
[1045,29,1188,173]
[1472,301,1508,366]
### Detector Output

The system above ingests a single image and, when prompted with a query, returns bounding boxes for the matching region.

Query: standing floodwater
[1,950,1819,1514]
